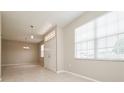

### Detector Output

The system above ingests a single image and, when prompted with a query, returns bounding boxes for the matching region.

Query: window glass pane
[114,34,124,55]
[119,33,124,40]
[96,13,118,38]
[75,43,81,58]
[107,23,118,35]
[97,47,124,60]
[81,42,88,50]
[97,38,106,48]
[96,26,107,38]
[97,48,107,59]
[75,21,94,41]
[117,12,124,22]
[107,36,118,48]
[75,20,95,59]
[118,21,124,33]
[96,14,108,27]
[97,48,114,59]
[80,50,88,58]
[81,31,89,41]
[117,12,124,33]
[105,48,117,59]
[107,47,124,60]
[76,43,81,51]
[88,40,94,50]
[107,12,117,24]
[87,49,94,58]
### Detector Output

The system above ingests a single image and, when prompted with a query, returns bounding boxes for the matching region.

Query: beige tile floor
[2,65,92,82]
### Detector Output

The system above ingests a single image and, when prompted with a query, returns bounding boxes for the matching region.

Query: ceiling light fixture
[23,37,30,50]
[30,35,34,39]
[23,46,30,49]
[23,25,35,49]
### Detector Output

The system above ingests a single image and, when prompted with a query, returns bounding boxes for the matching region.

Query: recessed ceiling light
[30,35,34,39]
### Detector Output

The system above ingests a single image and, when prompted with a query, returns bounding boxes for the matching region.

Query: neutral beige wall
[2,39,39,66]
[63,11,124,82]
[0,12,1,80]
[56,27,64,71]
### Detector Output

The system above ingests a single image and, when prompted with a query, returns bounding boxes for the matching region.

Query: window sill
[75,58,124,62]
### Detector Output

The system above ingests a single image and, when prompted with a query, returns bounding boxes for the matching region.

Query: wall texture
[63,11,124,82]
[2,39,39,66]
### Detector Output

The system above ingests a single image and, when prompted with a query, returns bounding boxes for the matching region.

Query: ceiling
[2,11,84,43]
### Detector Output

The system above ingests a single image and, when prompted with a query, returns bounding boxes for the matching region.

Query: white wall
[63,11,124,82]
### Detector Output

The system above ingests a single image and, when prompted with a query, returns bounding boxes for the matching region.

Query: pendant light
[23,25,35,49]
[23,37,30,50]
[30,25,34,39]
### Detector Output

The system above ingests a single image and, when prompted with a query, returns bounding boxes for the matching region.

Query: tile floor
[2,65,92,82]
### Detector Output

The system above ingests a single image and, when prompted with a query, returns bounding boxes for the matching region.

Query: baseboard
[57,70,100,82]
[2,64,40,67]
[56,70,65,74]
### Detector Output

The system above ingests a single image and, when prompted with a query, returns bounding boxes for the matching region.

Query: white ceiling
[2,11,84,43]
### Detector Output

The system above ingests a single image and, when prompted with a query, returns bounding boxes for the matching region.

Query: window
[75,21,95,59]
[75,12,124,60]
[45,30,56,42]
[41,44,44,57]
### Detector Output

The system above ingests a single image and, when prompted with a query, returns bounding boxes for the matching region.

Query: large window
[75,21,95,59]
[75,12,124,60]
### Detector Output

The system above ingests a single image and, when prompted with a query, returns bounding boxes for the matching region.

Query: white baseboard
[57,70,100,82]
[2,64,40,68]
[56,70,65,74]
